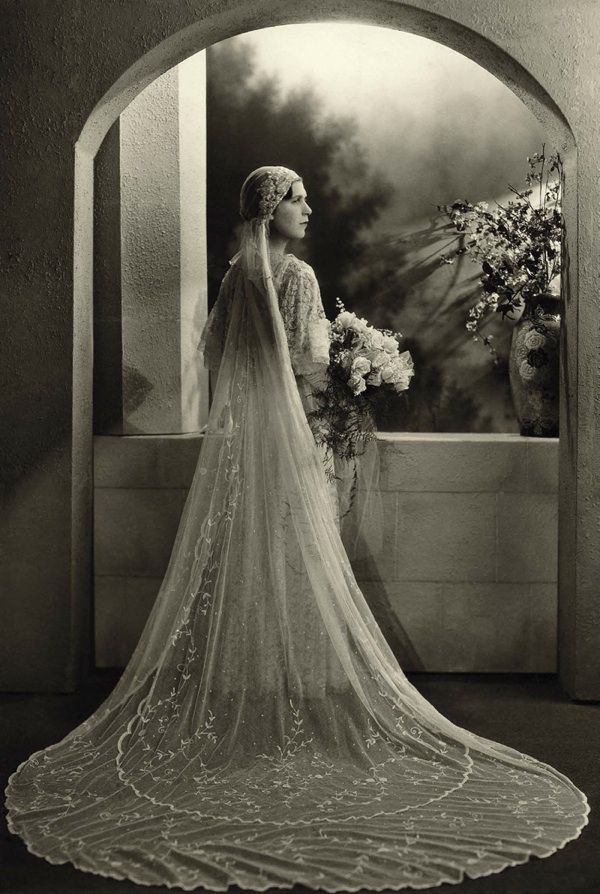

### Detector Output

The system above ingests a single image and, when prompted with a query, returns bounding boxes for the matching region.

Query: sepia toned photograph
[1,3,599,893]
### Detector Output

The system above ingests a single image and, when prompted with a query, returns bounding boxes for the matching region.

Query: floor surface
[1,672,598,894]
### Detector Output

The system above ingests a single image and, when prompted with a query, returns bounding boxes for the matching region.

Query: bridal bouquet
[308,299,414,478]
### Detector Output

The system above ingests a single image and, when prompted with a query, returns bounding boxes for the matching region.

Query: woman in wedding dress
[6,165,588,891]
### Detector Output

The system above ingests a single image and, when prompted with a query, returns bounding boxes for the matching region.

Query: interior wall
[1,0,598,698]
[93,121,123,433]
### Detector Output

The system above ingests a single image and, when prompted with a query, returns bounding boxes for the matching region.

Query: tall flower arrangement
[438,147,563,359]
[309,300,414,479]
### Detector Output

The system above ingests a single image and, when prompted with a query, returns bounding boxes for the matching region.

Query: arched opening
[73,3,577,687]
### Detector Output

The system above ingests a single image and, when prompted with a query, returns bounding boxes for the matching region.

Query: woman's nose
[304,201,312,215]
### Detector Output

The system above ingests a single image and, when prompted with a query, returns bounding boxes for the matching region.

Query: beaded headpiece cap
[239,166,301,221]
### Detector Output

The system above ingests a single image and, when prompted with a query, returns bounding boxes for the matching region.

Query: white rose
[364,350,384,369]
[367,370,382,387]
[519,360,537,381]
[370,331,384,350]
[380,364,397,384]
[524,330,546,350]
[351,356,371,376]
[382,334,399,353]
[337,311,356,329]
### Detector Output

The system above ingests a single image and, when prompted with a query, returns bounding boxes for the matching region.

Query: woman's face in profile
[271,180,312,240]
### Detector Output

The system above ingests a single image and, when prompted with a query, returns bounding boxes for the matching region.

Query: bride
[6,165,588,891]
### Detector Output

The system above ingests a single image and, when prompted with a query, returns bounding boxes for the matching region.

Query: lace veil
[5,166,588,891]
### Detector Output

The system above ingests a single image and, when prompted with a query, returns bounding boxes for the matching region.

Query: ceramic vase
[508,294,561,437]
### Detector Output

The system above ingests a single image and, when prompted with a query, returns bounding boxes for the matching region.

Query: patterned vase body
[508,295,560,437]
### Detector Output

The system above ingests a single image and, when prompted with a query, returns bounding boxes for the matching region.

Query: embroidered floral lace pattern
[6,250,589,891]
[200,255,330,379]
[277,256,331,375]
[255,167,299,219]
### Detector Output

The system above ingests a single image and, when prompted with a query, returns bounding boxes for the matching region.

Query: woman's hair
[239,167,300,221]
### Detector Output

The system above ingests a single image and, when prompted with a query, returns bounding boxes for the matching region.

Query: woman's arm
[279,260,331,383]
[198,266,237,375]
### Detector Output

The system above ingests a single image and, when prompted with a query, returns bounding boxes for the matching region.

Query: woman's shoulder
[284,253,313,273]
[225,256,243,277]
[282,254,317,282]
[218,257,243,291]
[222,254,317,292]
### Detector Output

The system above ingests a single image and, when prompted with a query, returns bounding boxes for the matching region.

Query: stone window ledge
[375,432,558,443]
[94,432,558,493]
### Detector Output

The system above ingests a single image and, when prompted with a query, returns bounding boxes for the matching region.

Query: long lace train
[5,238,589,890]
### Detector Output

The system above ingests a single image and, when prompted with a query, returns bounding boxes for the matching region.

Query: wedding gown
[5,239,589,891]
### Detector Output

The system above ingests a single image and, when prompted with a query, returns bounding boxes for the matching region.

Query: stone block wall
[94,434,200,667]
[94,433,558,672]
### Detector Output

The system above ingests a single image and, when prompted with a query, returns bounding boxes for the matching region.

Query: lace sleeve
[278,260,331,376]
[198,267,237,373]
